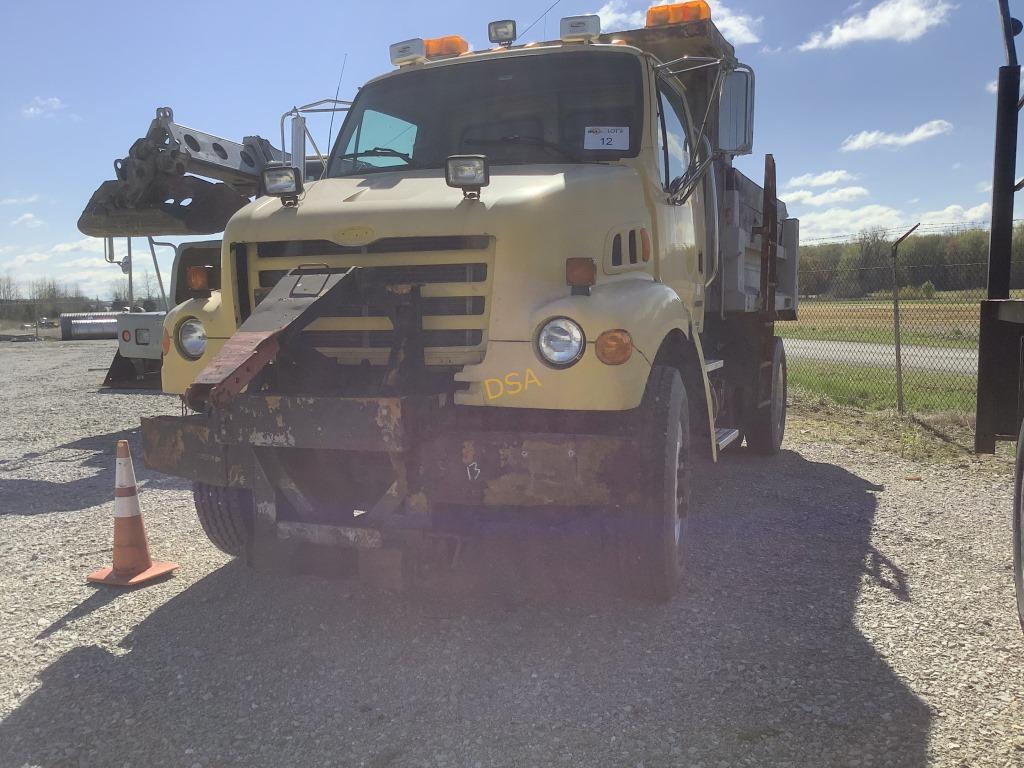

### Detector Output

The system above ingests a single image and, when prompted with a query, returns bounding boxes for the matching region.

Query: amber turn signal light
[161,328,171,356]
[566,257,597,287]
[596,329,633,365]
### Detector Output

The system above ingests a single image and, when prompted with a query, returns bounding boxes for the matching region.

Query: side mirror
[719,66,754,156]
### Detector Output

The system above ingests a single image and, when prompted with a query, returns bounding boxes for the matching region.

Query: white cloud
[595,1,761,44]
[20,96,66,119]
[977,180,993,193]
[986,80,999,95]
[10,213,43,228]
[799,204,906,239]
[785,169,858,188]
[0,193,40,206]
[4,251,51,268]
[760,45,783,54]
[784,186,870,207]
[799,0,954,51]
[49,237,105,255]
[919,202,991,225]
[840,118,952,151]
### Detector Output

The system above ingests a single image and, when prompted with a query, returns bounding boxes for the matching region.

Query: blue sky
[0,0,1009,297]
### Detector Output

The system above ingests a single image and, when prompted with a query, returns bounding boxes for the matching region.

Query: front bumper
[141,394,643,513]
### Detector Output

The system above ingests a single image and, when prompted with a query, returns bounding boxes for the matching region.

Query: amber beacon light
[425,35,470,57]
[646,1,712,27]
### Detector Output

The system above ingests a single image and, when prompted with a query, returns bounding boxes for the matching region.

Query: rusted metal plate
[141,415,249,487]
[216,395,414,452]
[276,521,383,549]
[419,432,642,507]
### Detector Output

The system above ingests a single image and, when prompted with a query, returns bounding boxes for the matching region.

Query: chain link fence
[780,226,1020,423]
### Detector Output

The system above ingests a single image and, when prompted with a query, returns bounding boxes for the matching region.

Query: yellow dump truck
[79,2,799,600]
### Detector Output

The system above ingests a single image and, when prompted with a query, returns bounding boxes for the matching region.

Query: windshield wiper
[465,135,580,162]
[333,146,414,164]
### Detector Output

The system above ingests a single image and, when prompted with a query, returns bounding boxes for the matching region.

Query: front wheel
[1014,420,1024,632]
[192,482,254,556]
[619,366,690,602]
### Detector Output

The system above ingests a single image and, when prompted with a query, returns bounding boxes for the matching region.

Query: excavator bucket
[77,107,283,238]
[102,350,162,390]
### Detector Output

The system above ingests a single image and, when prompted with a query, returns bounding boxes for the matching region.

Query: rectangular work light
[446,155,489,199]
[560,15,601,42]
[488,19,517,45]
[389,38,427,66]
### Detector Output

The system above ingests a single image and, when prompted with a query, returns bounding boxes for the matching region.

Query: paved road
[783,338,978,375]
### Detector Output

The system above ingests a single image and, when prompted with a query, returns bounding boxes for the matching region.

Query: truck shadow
[0,449,929,766]
[0,427,188,515]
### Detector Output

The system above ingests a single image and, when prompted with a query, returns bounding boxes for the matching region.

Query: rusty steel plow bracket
[184,266,362,411]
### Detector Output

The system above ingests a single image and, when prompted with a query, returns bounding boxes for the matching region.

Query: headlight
[176,318,207,360]
[537,317,585,368]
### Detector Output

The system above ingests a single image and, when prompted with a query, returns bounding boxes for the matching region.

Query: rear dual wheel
[620,366,691,602]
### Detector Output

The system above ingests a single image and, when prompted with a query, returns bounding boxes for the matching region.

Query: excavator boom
[77,107,284,237]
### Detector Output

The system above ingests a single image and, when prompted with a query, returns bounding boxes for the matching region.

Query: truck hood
[224,163,653,341]
[226,163,645,242]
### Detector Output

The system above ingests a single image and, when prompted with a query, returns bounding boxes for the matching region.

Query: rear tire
[192,482,254,556]
[620,366,690,602]
[745,337,787,455]
[1014,420,1024,632]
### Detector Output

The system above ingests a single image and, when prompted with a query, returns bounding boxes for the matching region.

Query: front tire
[745,336,787,455]
[620,366,690,602]
[1014,420,1024,632]
[192,482,254,556]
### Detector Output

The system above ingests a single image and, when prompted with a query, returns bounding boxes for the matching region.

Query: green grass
[782,297,980,350]
[788,359,976,414]
[777,324,979,350]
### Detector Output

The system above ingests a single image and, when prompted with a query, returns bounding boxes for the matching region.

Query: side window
[657,84,692,190]
[345,109,418,168]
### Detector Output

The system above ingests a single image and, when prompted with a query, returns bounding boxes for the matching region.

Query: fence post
[892,223,920,415]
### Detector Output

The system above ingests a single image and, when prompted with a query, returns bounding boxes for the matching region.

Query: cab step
[715,427,741,451]
[704,357,724,373]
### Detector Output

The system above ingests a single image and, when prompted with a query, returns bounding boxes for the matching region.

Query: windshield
[327,50,644,177]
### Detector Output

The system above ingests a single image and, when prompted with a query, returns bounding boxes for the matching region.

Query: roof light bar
[560,15,601,42]
[646,1,712,27]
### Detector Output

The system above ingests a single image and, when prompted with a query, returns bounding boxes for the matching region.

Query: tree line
[0,271,166,324]
[799,225,1022,299]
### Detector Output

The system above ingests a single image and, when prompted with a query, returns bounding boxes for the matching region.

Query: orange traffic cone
[88,440,177,586]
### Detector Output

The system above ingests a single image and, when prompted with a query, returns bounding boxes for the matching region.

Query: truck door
[653,81,704,329]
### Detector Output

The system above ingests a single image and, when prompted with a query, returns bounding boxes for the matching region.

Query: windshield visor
[327,50,644,177]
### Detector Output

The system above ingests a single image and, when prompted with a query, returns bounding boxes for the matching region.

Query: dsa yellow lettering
[483,368,543,400]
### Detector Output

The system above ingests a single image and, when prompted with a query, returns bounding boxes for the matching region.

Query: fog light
[537,317,585,368]
[596,329,633,365]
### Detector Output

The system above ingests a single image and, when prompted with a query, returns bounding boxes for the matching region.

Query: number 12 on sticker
[584,126,629,150]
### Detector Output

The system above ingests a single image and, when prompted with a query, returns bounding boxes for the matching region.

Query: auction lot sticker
[584,126,629,150]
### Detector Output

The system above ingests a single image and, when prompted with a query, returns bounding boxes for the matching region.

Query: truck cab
[90,2,799,600]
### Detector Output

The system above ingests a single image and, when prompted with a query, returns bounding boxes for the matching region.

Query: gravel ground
[1,340,1022,768]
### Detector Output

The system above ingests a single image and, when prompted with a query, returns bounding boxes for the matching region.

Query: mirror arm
[669,152,716,206]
